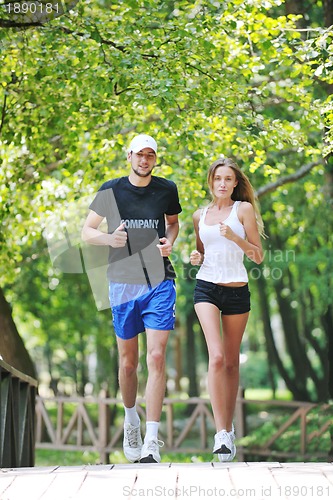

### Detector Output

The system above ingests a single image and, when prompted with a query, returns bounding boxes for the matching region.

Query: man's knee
[119,357,138,378]
[147,348,165,371]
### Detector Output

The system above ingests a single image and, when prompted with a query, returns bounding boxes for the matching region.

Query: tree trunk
[273,276,315,401]
[285,0,304,15]
[255,272,305,398]
[302,288,328,402]
[186,308,199,397]
[285,0,307,28]
[323,0,333,26]
[321,305,333,399]
[0,286,36,378]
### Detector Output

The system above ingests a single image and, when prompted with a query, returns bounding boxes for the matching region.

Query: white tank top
[196,200,248,284]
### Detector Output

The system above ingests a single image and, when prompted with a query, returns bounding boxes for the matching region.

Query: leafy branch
[256,160,324,198]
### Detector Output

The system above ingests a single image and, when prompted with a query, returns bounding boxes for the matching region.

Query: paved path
[1,462,332,499]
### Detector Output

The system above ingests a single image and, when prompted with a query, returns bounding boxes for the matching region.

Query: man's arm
[165,214,179,245]
[156,214,179,257]
[82,210,127,248]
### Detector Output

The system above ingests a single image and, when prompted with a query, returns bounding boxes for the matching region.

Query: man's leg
[140,328,169,462]
[117,335,142,462]
[145,328,170,420]
[117,335,139,408]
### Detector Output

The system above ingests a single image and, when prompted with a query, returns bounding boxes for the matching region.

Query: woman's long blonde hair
[207,157,265,238]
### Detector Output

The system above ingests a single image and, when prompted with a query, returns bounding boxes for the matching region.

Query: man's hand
[110,223,128,248]
[156,237,172,257]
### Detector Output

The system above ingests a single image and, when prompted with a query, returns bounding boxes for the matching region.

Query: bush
[240,352,271,390]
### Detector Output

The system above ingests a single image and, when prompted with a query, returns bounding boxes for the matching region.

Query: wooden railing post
[98,390,110,464]
[0,359,38,467]
[165,401,174,448]
[235,387,245,461]
[300,407,307,456]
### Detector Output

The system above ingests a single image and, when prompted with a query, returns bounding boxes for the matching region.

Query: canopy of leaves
[1,1,329,275]
[1,0,332,399]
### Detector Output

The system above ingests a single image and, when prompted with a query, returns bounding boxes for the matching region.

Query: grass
[244,388,293,400]
[35,449,213,467]
[35,449,101,467]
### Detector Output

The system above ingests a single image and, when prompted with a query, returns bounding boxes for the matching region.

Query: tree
[0,0,331,399]
[0,286,36,377]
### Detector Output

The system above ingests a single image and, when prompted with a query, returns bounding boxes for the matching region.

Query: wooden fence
[35,393,332,463]
[0,359,37,467]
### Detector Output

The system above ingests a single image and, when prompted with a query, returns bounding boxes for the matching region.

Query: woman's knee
[209,352,224,371]
[209,353,239,374]
[224,358,239,375]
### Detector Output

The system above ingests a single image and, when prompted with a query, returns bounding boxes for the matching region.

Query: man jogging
[82,134,182,463]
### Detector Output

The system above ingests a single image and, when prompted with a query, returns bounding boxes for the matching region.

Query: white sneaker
[213,427,236,462]
[140,438,164,463]
[123,422,142,462]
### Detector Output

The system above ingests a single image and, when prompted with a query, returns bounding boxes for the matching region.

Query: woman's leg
[195,303,248,432]
[194,302,225,430]
[220,312,249,431]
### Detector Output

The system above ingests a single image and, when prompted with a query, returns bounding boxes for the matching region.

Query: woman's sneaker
[140,439,164,463]
[123,422,142,462]
[213,427,236,462]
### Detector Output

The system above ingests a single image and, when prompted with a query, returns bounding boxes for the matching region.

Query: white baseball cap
[129,134,157,153]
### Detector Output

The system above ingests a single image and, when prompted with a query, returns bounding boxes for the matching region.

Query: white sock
[144,421,159,442]
[124,405,140,427]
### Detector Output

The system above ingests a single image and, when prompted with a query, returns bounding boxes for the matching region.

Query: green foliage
[239,407,331,460]
[0,1,332,400]
[240,352,271,390]
[11,243,118,395]
[1,0,328,274]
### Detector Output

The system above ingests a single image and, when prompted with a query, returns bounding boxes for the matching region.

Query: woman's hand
[190,250,203,265]
[219,223,236,241]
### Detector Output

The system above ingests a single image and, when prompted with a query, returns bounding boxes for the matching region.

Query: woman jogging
[190,157,264,462]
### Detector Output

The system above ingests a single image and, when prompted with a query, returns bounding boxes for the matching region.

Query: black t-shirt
[89,176,182,285]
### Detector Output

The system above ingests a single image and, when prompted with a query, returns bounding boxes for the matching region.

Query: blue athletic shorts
[194,279,250,315]
[109,280,176,339]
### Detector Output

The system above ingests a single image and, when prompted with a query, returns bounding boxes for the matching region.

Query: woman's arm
[190,209,205,265]
[220,202,263,264]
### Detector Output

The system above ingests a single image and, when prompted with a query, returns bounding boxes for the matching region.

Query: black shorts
[194,279,251,315]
